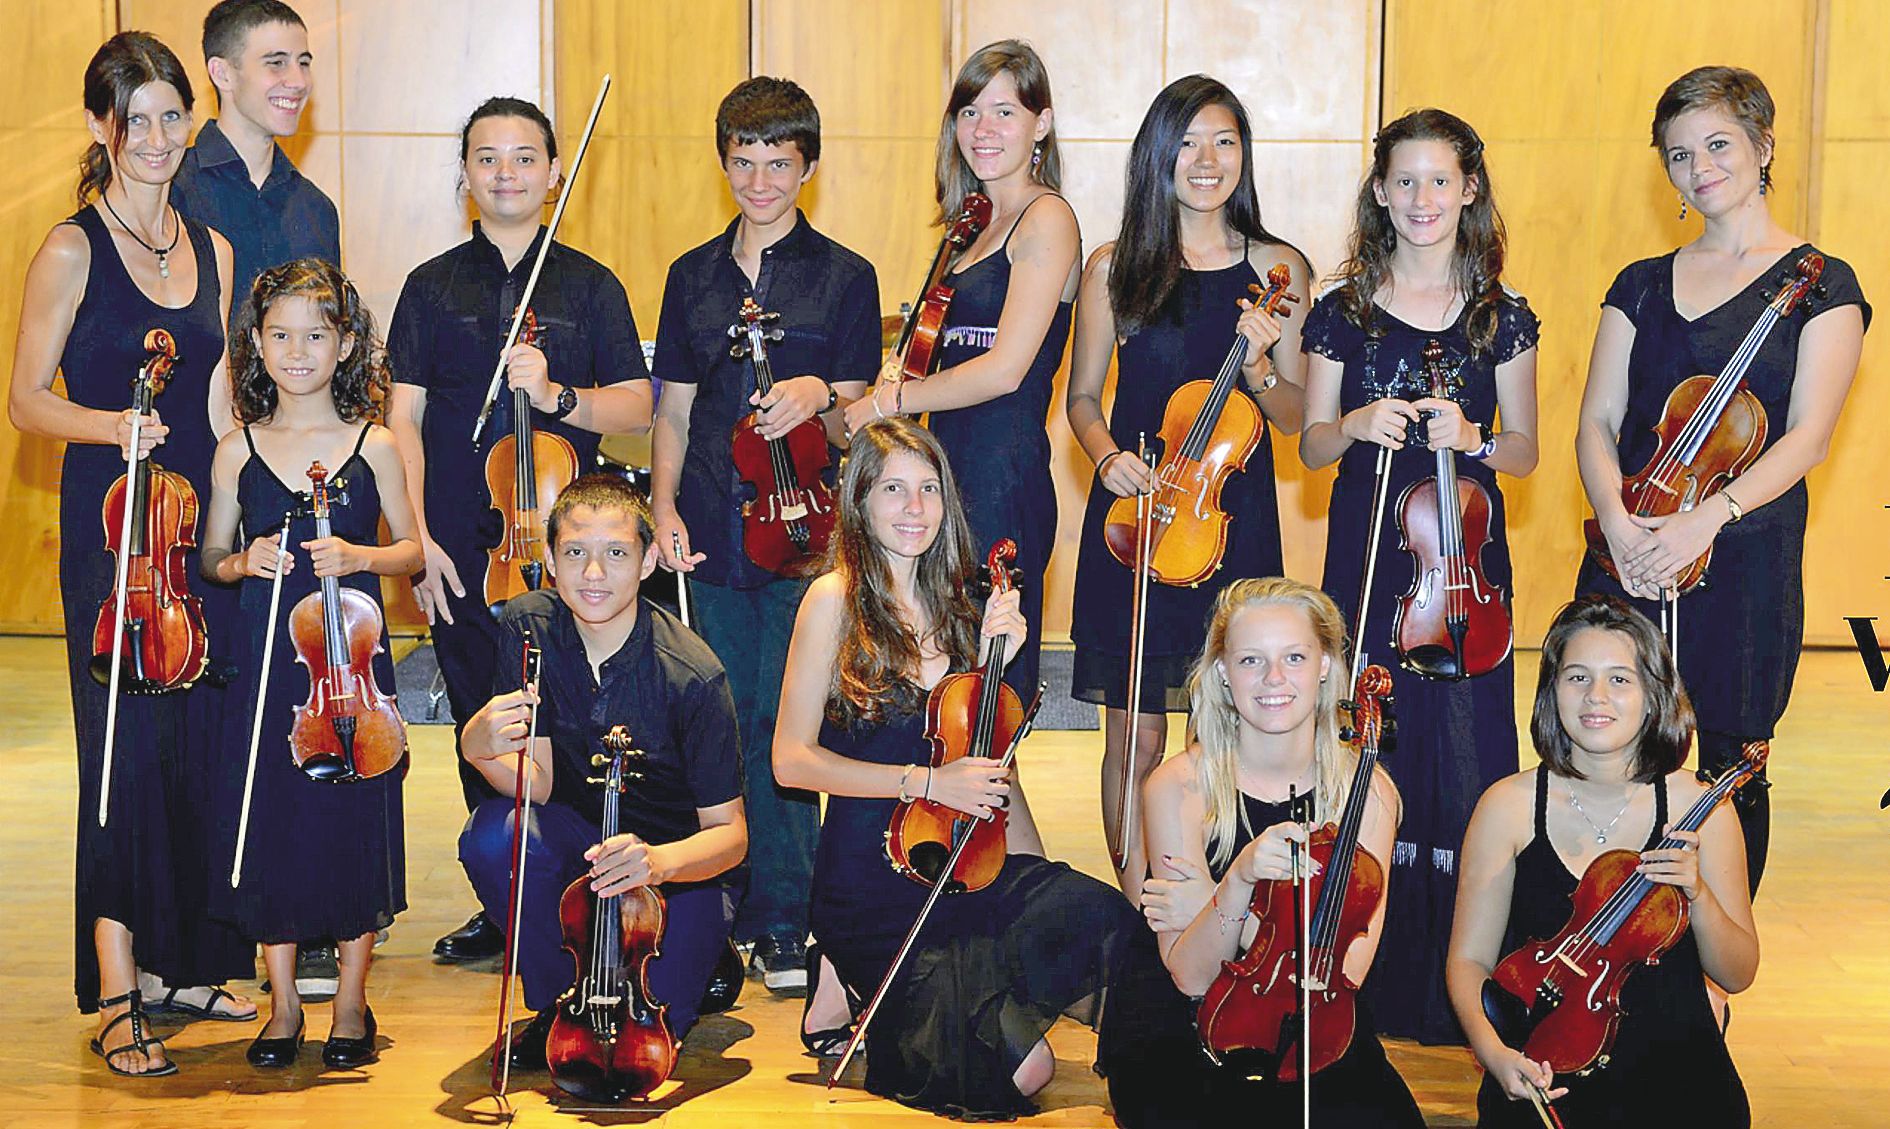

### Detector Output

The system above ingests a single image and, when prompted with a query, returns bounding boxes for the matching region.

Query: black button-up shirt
[653,212,880,589]
[495,591,740,849]
[171,119,341,301]
[388,223,648,569]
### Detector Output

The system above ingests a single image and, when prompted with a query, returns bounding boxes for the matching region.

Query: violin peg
[591,753,608,767]
[727,323,742,339]
[765,328,785,342]
[729,342,751,359]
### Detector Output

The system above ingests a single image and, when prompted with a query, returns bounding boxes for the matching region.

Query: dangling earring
[1677,193,1688,221]
[1759,164,1773,196]
[1030,140,1043,176]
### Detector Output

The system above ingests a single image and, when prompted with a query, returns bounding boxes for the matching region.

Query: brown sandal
[90,989,178,1077]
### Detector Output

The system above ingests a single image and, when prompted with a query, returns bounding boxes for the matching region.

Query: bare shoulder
[1147,743,1204,808]
[799,571,847,625]
[1248,238,1312,282]
[1471,767,1540,839]
[31,221,92,283]
[1084,240,1117,277]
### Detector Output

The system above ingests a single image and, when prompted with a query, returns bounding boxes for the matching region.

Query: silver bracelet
[897,764,916,803]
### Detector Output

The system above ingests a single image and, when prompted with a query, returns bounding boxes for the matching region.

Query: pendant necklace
[101,196,181,279]
[1567,782,1636,845]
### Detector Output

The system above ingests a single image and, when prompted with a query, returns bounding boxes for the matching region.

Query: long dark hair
[934,40,1060,226]
[1333,108,1509,356]
[1110,75,1300,336]
[231,257,389,425]
[1530,596,1694,782]
[79,32,194,205]
[826,419,981,728]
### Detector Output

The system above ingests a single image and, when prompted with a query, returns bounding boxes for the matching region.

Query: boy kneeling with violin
[458,474,748,1069]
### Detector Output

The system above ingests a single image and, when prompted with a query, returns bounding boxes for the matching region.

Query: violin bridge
[1552,950,1588,977]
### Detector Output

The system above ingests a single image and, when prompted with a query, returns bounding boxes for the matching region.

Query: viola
[1103,264,1297,586]
[483,309,579,612]
[90,328,209,694]
[547,724,678,1103]
[287,461,407,782]
[1196,666,1393,1081]
[728,297,836,575]
[1391,339,1512,679]
[1483,743,1769,1075]
[1585,253,1824,593]
[887,539,1029,893]
[887,193,994,382]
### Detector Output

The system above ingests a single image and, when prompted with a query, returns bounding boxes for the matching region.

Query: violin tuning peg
[765,328,785,342]
[585,776,605,786]
[729,342,751,359]
[760,310,781,323]
[727,324,742,339]
[591,753,608,767]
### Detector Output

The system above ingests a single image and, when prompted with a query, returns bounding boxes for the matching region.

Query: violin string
[1179,339,1246,462]
[1636,302,1781,510]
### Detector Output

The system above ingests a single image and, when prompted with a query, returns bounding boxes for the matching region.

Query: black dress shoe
[697,938,744,1016]
[322,1006,378,1069]
[434,913,503,963]
[246,1009,305,1068]
[507,1009,555,1071]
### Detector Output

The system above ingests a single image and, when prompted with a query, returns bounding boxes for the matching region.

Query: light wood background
[3,0,1886,648]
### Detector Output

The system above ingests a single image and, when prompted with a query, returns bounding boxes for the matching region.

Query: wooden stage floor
[1,637,1884,1127]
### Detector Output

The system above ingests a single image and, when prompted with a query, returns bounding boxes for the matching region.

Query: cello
[1584,253,1823,592]
[1482,743,1769,1076]
[729,297,836,575]
[1195,665,1393,1081]
[546,724,678,1103]
[1391,339,1512,679]
[287,461,407,783]
[886,193,994,382]
[483,308,578,611]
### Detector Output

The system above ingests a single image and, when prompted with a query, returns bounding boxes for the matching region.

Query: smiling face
[547,504,657,630]
[722,139,813,227]
[1373,138,1477,250]
[954,70,1050,185]
[464,114,560,224]
[1218,603,1331,737]
[1554,627,1650,761]
[1174,101,1242,215]
[91,81,191,189]
[212,19,312,138]
[866,449,945,563]
[253,293,351,396]
[1662,105,1770,219]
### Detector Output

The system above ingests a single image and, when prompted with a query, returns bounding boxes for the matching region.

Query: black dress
[1573,247,1868,891]
[1478,769,1747,1126]
[207,425,406,943]
[1070,257,1285,713]
[808,704,1140,1120]
[928,194,1076,701]
[1101,791,1424,1128]
[56,206,253,1010]
[1302,291,1539,1043]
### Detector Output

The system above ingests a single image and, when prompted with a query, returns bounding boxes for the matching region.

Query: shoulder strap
[1652,774,1669,840]
[1534,766,1551,839]
[242,424,258,456]
[998,191,1068,253]
[349,422,373,460]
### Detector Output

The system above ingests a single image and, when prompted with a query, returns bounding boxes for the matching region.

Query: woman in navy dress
[1575,66,1867,897]
[1066,75,1310,896]
[1298,109,1540,1044]
[777,419,1141,1119]
[1448,597,1755,1125]
[7,32,251,1075]
[200,258,421,1069]
[845,40,1080,708]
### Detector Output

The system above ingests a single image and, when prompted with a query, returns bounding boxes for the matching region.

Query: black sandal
[152,985,257,1022]
[799,941,858,1059]
[90,989,178,1077]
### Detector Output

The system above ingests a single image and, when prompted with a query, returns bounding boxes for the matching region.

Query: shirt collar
[547,593,653,680]
[193,119,299,187]
[471,221,551,276]
[718,209,819,264]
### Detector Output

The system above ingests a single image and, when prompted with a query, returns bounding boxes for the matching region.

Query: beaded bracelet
[1211,888,1251,935]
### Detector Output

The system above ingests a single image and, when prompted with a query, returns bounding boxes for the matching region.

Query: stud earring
[1678,193,1688,221]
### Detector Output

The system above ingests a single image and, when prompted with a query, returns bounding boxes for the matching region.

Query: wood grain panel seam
[1805,0,1830,241]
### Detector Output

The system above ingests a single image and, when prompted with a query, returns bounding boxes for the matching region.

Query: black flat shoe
[697,938,744,1016]
[246,1009,305,1069]
[321,1006,378,1069]
[507,1008,555,1071]
[434,912,504,963]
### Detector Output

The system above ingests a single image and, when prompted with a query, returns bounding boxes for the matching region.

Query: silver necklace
[1566,782,1636,845]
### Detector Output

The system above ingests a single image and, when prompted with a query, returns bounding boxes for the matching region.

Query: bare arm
[8,223,144,450]
[1642,773,1760,992]
[207,231,237,439]
[1065,243,1156,500]
[1720,304,1864,513]
[1241,243,1312,434]
[1481,344,1539,477]
[1142,750,1259,997]
[649,380,701,571]
[569,378,652,436]
[354,426,424,576]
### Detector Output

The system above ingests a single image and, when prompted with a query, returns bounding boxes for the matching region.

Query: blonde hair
[1188,577,1360,872]
[934,39,1061,226]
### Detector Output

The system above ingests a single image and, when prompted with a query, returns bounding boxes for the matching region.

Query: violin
[547,724,678,1103]
[1483,743,1769,1075]
[1196,666,1393,1080]
[1391,339,1512,679]
[728,298,836,575]
[287,461,407,782]
[886,193,994,382]
[90,328,209,694]
[1585,253,1824,593]
[484,309,579,612]
[1103,264,1297,586]
[887,539,1028,893]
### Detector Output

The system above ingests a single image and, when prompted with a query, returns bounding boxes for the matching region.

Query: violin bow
[491,632,545,1099]
[828,684,1046,1091]
[469,73,612,446]
[1111,432,1154,872]
[1527,1082,1568,1129]
[672,531,692,630]
[1289,783,1312,1129]
[1349,445,1396,687]
[94,404,146,828]
[231,510,297,888]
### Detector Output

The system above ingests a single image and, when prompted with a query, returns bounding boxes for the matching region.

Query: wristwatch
[549,384,579,421]
[822,380,838,412]
[1466,420,1497,460]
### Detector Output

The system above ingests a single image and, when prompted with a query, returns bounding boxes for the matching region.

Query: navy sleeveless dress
[1101,790,1424,1127]
[1302,290,1539,1044]
[207,425,406,943]
[1070,257,1285,713]
[808,704,1139,1119]
[928,194,1076,700]
[1574,246,1868,891]
[1478,770,1747,1125]
[56,205,253,1009]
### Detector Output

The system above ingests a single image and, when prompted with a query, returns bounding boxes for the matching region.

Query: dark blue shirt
[171,119,340,302]
[653,212,880,589]
[388,223,648,567]
[495,592,741,846]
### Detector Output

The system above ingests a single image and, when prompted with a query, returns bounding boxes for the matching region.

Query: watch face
[558,387,578,413]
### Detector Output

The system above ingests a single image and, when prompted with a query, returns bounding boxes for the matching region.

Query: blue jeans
[458,798,733,1037]
[689,576,818,942]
